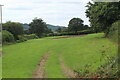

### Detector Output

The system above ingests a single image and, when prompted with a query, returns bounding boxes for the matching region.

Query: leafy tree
[29,18,48,37]
[24,30,30,34]
[45,28,53,34]
[84,25,90,30]
[86,2,120,35]
[68,18,84,33]
[3,21,23,40]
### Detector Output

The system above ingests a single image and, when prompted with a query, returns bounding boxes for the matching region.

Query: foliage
[46,29,95,37]
[56,27,68,33]
[24,34,39,40]
[2,30,15,43]
[108,20,119,42]
[86,2,120,34]
[24,30,30,34]
[96,56,118,78]
[17,35,27,42]
[74,54,118,78]
[3,21,24,40]
[68,18,84,33]
[29,18,48,37]
[45,28,53,34]
[84,25,90,30]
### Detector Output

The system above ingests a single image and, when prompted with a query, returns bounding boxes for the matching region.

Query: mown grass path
[2,33,118,78]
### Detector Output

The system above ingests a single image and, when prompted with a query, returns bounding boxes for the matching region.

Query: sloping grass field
[0,57,1,79]
[2,33,118,78]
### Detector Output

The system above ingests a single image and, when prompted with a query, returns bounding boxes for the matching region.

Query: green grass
[0,46,2,79]
[2,33,118,78]
[3,39,54,78]
[0,60,1,78]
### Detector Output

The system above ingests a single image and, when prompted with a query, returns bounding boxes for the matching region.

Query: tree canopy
[3,21,24,40]
[86,2,120,34]
[68,18,84,33]
[29,18,48,37]
[56,27,68,33]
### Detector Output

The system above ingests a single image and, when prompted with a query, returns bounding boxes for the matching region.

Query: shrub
[46,29,95,37]
[108,20,120,42]
[3,21,24,40]
[17,35,27,42]
[2,30,15,43]
[24,34,39,40]
[17,34,38,43]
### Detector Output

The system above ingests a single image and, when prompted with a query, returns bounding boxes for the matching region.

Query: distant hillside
[23,24,29,30]
[23,24,62,31]
[47,24,62,30]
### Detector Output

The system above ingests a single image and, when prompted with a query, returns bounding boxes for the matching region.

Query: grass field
[0,60,1,79]
[2,33,118,78]
[0,57,1,79]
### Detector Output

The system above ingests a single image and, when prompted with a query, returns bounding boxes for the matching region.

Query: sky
[1,0,91,26]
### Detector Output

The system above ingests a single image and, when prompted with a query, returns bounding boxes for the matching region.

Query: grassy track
[0,56,1,79]
[0,47,2,79]
[2,33,118,78]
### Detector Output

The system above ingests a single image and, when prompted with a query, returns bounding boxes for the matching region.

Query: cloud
[2,0,91,26]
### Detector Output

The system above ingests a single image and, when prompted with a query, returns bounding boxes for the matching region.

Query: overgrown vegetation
[3,21,24,40]
[2,30,15,43]
[108,20,119,42]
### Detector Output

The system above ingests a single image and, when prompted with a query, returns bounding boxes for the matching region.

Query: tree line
[2,1,120,43]
[2,17,90,43]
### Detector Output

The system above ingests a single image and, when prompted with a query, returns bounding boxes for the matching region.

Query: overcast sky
[1,0,91,26]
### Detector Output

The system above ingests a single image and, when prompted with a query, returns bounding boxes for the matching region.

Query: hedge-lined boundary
[108,20,120,42]
[46,30,95,37]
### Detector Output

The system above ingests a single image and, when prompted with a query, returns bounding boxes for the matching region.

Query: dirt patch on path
[59,55,78,78]
[33,51,51,78]
[52,35,86,39]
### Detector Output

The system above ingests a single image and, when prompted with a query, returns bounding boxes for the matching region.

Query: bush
[24,34,39,40]
[2,30,15,43]
[46,29,95,37]
[108,20,120,42]
[17,35,27,42]
[3,21,24,40]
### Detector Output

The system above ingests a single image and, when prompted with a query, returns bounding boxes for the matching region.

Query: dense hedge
[108,20,120,42]
[17,35,27,42]
[2,30,15,43]
[17,34,39,42]
[46,29,95,37]
[24,34,39,40]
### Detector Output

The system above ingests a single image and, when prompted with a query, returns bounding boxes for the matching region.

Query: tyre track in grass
[33,51,51,78]
[59,55,78,78]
